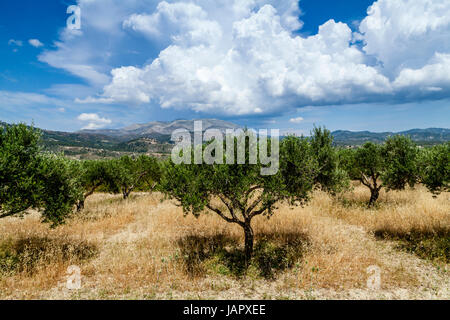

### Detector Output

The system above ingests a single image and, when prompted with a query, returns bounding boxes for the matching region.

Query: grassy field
[0,184,448,300]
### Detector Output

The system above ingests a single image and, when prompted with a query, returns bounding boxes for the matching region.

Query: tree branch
[246,195,263,216]
[217,195,238,221]
[249,198,278,219]
[360,174,372,188]
[206,203,243,226]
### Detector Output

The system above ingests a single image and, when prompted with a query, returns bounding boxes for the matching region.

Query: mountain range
[1,119,449,158]
[331,128,450,146]
[80,119,241,140]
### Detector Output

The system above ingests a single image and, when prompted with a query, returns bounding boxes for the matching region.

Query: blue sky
[1,0,449,134]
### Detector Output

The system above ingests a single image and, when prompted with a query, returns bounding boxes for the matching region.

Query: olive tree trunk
[243,221,254,265]
[368,187,380,207]
[76,200,85,212]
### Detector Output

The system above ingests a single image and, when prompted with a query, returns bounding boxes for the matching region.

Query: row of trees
[74,155,161,211]
[1,123,448,261]
[339,136,449,206]
[159,129,448,263]
[0,124,161,225]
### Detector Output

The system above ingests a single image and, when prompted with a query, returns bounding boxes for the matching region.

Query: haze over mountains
[80,119,241,139]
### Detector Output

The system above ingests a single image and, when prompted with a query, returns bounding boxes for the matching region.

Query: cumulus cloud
[360,0,450,76]
[41,0,450,117]
[77,113,112,129]
[92,4,391,115]
[123,1,222,46]
[359,0,450,100]
[28,39,44,48]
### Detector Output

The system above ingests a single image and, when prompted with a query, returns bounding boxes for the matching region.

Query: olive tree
[339,135,419,206]
[418,142,449,195]
[0,123,79,225]
[109,155,161,199]
[382,135,419,191]
[309,127,350,194]
[75,159,115,211]
[0,123,43,218]
[37,154,81,225]
[159,134,318,264]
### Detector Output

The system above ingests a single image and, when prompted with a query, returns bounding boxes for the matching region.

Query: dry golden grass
[0,186,448,300]
[323,183,449,235]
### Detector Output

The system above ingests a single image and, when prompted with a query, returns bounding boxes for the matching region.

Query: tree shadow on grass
[335,190,413,210]
[177,232,310,279]
[0,236,98,275]
[374,228,449,263]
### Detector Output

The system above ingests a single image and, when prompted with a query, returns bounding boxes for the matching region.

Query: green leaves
[382,135,418,191]
[107,155,162,198]
[0,124,81,225]
[338,136,421,206]
[309,127,350,194]
[0,124,43,218]
[279,136,318,205]
[160,134,321,220]
[418,142,450,195]
[36,154,81,226]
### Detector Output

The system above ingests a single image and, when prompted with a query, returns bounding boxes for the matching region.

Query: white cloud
[77,113,112,130]
[28,39,44,48]
[360,0,450,77]
[394,53,450,88]
[39,0,450,116]
[358,0,450,100]
[289,117,304,123]
[123,1,222,46]
[93,4,391,115]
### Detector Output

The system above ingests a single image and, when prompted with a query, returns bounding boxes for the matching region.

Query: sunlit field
[0,184,448,300]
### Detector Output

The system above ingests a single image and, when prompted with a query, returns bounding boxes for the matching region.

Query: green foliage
[382,135,418,191]
[108,155,161,199]
[36,154,82,225]
[0,124,79,225]
[354,142,385,182]
[309,127,350,194]
[279,136,319,204]
[73,159,117,211]
[161,134,318,219]
[160,133,318,263]
[0,123,43,218]
[339,136,420,206]
[418,142,450,195]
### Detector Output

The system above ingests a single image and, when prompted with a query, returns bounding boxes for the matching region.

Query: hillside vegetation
[2,121,449,159]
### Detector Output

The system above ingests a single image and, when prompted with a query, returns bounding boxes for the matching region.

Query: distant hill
[80,119,241,140]
[0,119,241,159]
[331,128,450,146]
[1,120,448,158]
